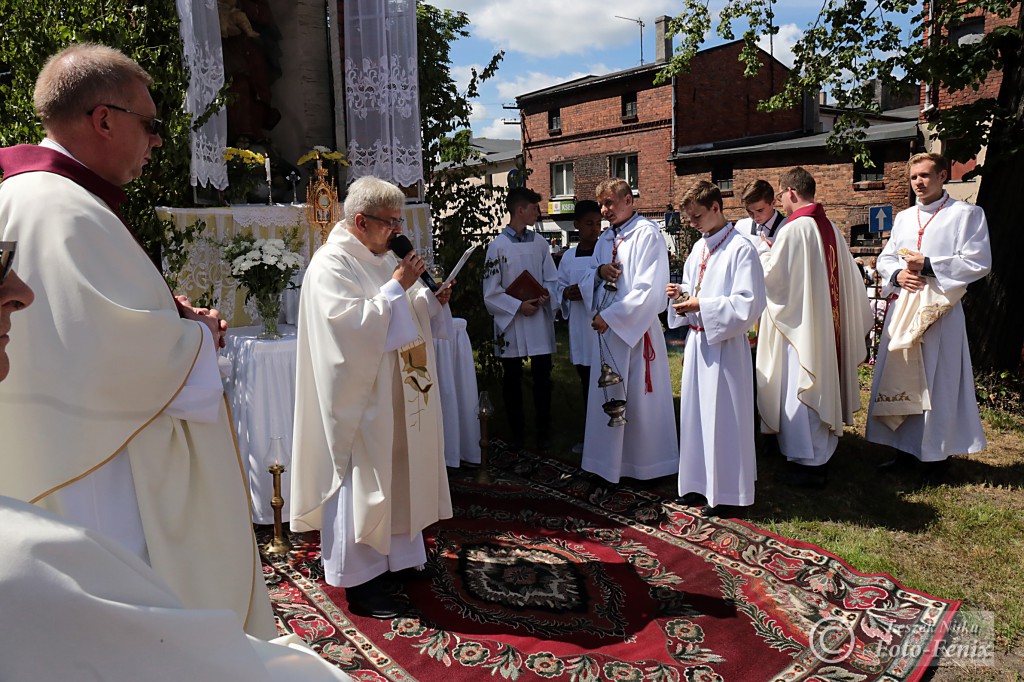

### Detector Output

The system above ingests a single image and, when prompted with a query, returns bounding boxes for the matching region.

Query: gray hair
[34,43,153,128]
[344,176,405,226]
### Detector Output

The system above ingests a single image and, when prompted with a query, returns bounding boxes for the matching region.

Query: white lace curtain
[343,0,423,187]
[176,0,228,190]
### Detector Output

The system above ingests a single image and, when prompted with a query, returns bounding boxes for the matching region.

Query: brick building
[517,17,924,253]
[921,4,1022,201]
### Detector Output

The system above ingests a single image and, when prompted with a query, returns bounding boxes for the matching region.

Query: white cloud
[430,0,679,58]
[479,117,521,140]
[470,101,490,125]
[756,23,802,69]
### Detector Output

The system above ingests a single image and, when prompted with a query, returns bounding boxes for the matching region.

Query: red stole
[0,144,184,313]
[785,203,841,368]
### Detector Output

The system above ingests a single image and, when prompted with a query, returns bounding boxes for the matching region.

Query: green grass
[472,324,1024,670]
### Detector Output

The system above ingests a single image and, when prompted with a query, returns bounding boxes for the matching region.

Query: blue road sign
[869,205,893,233]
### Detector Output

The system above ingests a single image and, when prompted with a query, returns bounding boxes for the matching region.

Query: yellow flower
[297,147,349,167]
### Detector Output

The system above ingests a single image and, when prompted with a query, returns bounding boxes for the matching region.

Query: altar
[158,203,433,327]
[223,317,480,523]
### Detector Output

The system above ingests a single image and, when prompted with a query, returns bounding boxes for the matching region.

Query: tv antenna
[615,15,646,65]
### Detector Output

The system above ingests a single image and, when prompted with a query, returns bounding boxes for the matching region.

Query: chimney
[656,16,673,63]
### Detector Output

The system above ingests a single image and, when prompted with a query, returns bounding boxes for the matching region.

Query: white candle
[264,155,271,183]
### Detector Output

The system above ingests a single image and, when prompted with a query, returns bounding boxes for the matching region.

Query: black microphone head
[389,234,414,258]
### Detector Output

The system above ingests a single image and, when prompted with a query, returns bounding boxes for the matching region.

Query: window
[854,151,885,183]
[712,162,734,192]
[621,92,638,120]
[551,162,574,197]
[548,108,561,132]
[949,18,984,47]
[610,154,639,192]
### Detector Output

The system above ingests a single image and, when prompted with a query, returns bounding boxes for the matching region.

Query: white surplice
[756,210,872,466]
[580,213,679,482]
[555,246,598,366]
[0,495,351,682]
[667,225,766,506]
[736,209,785,260]
[866,192,991,460]
[482,229,558,357]
[290,225,452,587]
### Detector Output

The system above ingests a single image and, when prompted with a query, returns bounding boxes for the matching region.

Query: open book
[505,270,547,302]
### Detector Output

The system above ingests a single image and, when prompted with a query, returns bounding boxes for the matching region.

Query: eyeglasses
[0,242,15,286]
[362,213,405,229]
[87,103,163,136]
[775,188,789,201]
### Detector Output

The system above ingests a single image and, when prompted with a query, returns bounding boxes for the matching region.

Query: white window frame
[551,162,574,198]
[610,154,639,194]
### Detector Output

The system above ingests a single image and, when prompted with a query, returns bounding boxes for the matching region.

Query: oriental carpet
[259,443,959,682]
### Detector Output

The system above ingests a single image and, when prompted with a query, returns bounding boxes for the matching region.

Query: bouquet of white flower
[222,233,303,338]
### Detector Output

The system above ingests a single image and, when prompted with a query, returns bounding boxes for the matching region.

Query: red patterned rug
[260,444,959,681]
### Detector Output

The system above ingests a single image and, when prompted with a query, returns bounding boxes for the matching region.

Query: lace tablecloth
[222,317,479,523]
[157,204,434,327]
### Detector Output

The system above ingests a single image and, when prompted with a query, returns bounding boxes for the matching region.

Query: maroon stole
[785,203,841,368]
[0,144,185,314]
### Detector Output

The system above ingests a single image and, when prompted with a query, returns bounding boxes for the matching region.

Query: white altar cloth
[222,319,479,522]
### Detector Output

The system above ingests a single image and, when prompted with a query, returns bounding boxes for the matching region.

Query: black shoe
[877,450,918,472]
[760,433,782,458]
[346,581,404,619]
[679,491,708,507]
[779,463,827,489]
[916,459,951,487]
[698,504,718,517]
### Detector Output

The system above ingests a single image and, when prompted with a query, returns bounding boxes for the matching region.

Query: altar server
[866,153,991,476]
[735,178,786,259]
[756,167,872,487]
[667,181,765,510]
[555,200,601,450]
[483,186,558,451]
[582,178,678,482]
[0,43,274,637]
[290,176,453,619]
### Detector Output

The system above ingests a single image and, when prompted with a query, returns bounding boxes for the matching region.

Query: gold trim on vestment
[30,322,204,504]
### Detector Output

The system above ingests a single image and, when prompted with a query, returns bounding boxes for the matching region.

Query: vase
[255,295,282,339]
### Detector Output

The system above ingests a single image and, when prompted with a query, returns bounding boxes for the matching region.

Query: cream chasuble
[555,246,598,366]
[579,214,678,482]
[756,210,872,459]
[667,225,766,506]
[0,495,351,682]
[290,226,451,556]
[483,230,558,358]
[0,169,274,638]
[866,193,991,460]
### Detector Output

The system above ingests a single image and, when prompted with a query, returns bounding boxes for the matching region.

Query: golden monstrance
[304,160,342,246]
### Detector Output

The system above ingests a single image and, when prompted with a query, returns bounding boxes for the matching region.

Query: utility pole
[615,15,646,65]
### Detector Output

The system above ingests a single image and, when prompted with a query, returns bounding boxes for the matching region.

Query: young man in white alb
[666,181,765,513]
[866,152,991,482]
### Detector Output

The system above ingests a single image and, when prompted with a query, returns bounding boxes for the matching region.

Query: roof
[435,137,522,171]
[516,40,793,104]
[671,120,920,161]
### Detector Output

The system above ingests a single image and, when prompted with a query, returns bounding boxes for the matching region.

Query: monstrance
[303,159,342,246]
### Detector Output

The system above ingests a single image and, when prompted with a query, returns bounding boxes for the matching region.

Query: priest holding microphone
[290,176,454,620]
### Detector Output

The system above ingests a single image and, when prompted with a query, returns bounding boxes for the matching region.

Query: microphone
[389,234,439,292]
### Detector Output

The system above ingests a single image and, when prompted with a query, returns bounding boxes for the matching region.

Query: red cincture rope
[916,194,950,249]
[642,332,655,393]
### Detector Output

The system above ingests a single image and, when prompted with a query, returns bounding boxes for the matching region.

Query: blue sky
[426,0,916,140]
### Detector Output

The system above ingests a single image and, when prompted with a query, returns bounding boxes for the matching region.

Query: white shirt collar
[39,138,87,168]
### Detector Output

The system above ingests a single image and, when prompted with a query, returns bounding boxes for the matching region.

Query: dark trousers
[575,364,591,412]
[500,354,552,447]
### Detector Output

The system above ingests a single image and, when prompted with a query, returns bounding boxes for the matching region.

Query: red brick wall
[673,143,912,252]
[518,41,803,219]
[923,6,1022,113]
[521,70,674,215]
[674,42,804,148]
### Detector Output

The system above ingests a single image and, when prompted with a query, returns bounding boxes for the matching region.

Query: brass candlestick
[265,463,292,555]
[476,390,494,484]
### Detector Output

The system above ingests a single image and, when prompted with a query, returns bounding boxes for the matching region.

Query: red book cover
[505,270,547,301]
